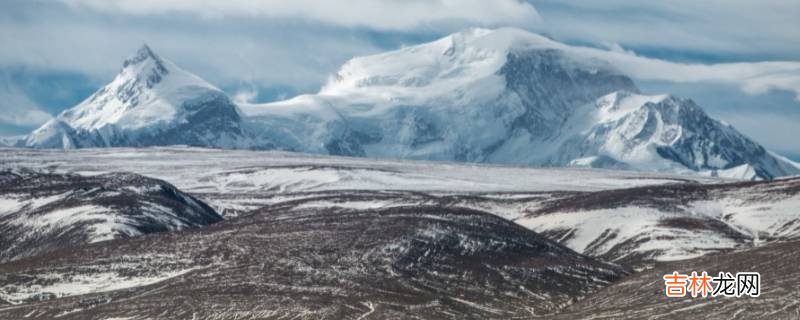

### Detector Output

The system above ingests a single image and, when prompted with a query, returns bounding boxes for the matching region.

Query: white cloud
[555,43,800,101]
[0,14,382,91]
[2,1,800,105]
[531,0,800,58]
[3,1,798,102]
[0,83,52,126]
[61,0,541,30]
[602,42,635,56]
[233,87,258,105]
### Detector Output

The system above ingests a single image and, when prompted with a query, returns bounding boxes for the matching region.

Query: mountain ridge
[18,28,800,180]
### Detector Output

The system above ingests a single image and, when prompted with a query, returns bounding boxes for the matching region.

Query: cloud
[4,0,798,102]
[0,82,52,127]
[530,0,800,60]
[233,86,258,105]
[61,0,541,30]
[2,0,800,107]
[0,6,384,92]
[602,42,636,56]
[552,42,800,101]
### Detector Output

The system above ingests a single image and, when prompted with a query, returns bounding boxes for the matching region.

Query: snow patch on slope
[0,266,201,304]
[516,207,739,262]
[12,205,140,243]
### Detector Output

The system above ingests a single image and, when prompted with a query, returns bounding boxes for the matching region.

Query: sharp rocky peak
[119,44,169,89]
[123,44,162,67]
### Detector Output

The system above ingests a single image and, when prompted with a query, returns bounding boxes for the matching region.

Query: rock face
[0,205,626,319]
[554,91,800,179]
[498,49,640,142]
[20,29,800,179]
[0,169,222,263]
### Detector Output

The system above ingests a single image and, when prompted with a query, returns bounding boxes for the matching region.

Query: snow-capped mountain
[241,28,799,180]
[23,45,250,149]
[241,28,640,161]
[21,29,800,179]
[553,91,800,179]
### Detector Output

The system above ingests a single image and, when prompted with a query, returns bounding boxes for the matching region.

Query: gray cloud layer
[530,0,800,60]
[62,0,541,30]
[0,81,51,127]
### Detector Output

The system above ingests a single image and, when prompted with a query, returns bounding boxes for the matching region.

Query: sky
[1,0,799,159]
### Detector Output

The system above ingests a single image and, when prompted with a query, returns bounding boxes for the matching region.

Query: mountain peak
[26,41,230,138]
[320,27,564,95]
[115,44,171,91]
[123,44,163,68]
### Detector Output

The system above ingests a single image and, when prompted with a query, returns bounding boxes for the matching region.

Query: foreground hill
[223,177,800,269]
[516,176,800,267]
[2,148,799,318]
[0,169,222,263]
[549,239,800,319]
[0,205,625,319]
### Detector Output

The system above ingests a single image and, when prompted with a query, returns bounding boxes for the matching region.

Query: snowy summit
[24,44,246,149]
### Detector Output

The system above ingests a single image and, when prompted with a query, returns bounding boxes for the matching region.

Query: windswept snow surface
[0,146,724,214]
[0,265,200,304]
[517,206,742,263]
